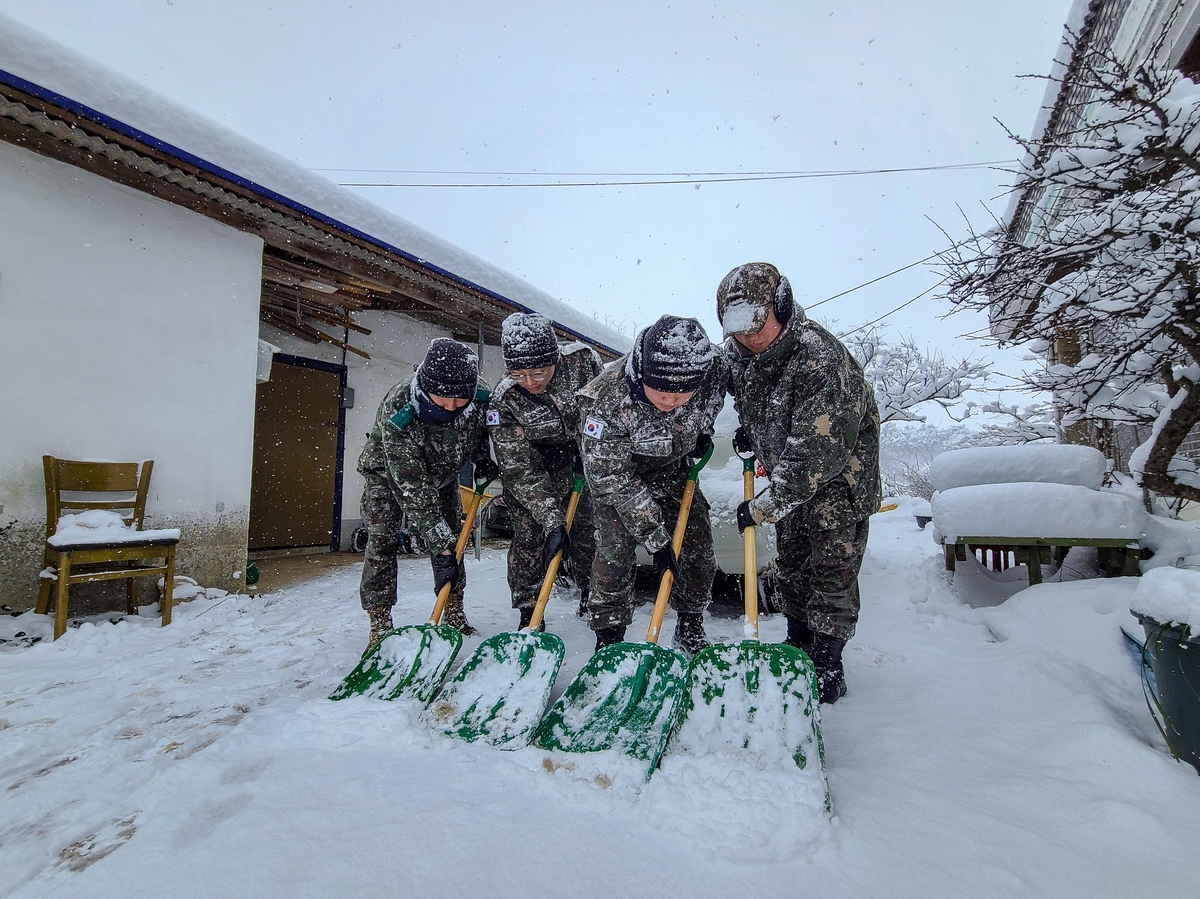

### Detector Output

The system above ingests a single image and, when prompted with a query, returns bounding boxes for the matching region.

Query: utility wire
[335,160,1011,188]
[808,251,943,311]
[320,160,1013,178]
[837,281,943,338]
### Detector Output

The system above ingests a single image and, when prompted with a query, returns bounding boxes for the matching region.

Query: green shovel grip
[686,441,714,481]
[571,473,586,494]
[742,455,755,475]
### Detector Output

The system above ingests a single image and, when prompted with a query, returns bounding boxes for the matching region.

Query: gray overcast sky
[1,0,1073,380]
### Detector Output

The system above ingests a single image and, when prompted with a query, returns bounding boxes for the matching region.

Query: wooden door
[249,357,343,550]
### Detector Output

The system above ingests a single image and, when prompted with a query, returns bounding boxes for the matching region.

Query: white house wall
[259,311,504,549]
[0,139,263,610]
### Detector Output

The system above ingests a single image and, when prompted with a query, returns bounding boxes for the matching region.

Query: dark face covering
[417,391,466,424]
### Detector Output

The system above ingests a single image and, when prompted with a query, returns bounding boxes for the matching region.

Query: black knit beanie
[501,313,559,370]
[417,338,478,399]
[638,316,715,393]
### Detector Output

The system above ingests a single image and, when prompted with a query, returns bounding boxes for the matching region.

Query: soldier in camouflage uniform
[719,262,881,703]
[578,315,725,653]
[357,338,497,652]
[488,313,602,628]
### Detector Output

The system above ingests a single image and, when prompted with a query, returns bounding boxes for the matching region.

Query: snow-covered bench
[930,446,1145,586]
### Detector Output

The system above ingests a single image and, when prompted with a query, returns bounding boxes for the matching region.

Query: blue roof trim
[0,66,623,356]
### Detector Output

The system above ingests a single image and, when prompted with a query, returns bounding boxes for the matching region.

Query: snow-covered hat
[501,313,559,370]
[716,262,793,337]
[636,315,715,394]
[417,338,478,399]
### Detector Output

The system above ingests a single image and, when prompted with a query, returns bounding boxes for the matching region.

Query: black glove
[653,544,679,581]
[691,433,713,460]
[733,427,752,456]
[475,457,499,483]
[542,524,572,571]
[736,500,756,534]
[432,551,461,593]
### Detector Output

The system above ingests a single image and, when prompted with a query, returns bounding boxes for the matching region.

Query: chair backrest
[42,456,154,539]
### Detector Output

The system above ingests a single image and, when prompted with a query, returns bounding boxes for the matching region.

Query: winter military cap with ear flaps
[417,337,478,399]
[716,262,795,338]
[501,313,560,370]
[634,315,716,394]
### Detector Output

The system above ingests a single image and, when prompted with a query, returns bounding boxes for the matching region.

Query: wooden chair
[37,456,179,640]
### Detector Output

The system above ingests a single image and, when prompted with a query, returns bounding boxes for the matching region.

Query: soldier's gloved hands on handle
[542,524,572,571]
[732,426,752,456]
[690,433,713,460]
[432,551,460,592]
[474,457,499,483]
[653,544,679,580]
[736,500,755,534]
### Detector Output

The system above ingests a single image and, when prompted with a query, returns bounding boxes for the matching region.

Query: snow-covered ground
[3,497,1199,898]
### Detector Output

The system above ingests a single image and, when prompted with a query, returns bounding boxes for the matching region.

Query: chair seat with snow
[930,445,1144,586]
[37,455,180,640]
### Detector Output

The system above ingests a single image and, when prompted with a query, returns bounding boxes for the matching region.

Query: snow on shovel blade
[531,642,689,779]
[673,642,829,801]
[329,624,463,704]
[424,631,565,748]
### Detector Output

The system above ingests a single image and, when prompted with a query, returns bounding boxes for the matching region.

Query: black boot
[517,607,545,632]
[673,612,709,655]
[809,633,847,704]
[784,615,815,653]
[594,625,626,651]
[577,587,590,619]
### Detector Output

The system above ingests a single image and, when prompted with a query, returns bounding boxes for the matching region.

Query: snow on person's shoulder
[1130,566,1200,633]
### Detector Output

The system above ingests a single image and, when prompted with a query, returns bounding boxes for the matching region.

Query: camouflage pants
[359,471,465,611]
[588,488,716,632]
[775,513,869,641]
[507,485,595,610]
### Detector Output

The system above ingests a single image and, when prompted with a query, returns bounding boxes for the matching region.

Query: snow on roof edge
[1001,0,1096,226]
[0,14,631,356]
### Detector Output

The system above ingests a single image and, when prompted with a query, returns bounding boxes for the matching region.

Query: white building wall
[0,140,263,609]
[260,312,504,548]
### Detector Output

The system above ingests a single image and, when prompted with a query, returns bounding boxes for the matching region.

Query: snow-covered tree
[957,400,1059,445]
[941,36,1200,501]
[845,326,989,425]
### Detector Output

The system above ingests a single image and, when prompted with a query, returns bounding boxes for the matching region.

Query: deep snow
[2,496,1199,898]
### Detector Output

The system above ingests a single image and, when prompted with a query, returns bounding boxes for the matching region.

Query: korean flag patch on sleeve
[486,410,501,427]
[584,416,606,439]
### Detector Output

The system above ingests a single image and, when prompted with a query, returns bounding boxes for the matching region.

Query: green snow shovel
[531,443,712,781]
[673,451,828,799]
[329,475,494,704]
[424,475,585,748]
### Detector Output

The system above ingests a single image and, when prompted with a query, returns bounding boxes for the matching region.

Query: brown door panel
[249,360,341,550]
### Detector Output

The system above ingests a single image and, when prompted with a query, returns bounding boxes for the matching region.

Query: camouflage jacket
[725,315,881,530]
[488,342,602,530]
[577,354,726,553]
[357,373,491,554]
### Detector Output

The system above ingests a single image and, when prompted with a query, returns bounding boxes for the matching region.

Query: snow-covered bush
[942,30,1200,502]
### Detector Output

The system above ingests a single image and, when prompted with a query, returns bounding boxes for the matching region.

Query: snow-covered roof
[1002,0,1096,227]
[0,14,631,356]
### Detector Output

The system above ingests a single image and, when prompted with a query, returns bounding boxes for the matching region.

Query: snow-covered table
[932,481,1146,586]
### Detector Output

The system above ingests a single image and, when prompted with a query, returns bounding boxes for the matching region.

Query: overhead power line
[333,160,1012,189]
[837,281,943,339]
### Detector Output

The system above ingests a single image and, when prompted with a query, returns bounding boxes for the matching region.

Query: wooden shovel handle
[429,481,491,624]
[527,476,586,631]
[742,456,758,640]
[645,476,701,645]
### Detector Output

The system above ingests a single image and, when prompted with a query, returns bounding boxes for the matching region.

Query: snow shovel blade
[425,631,565,748]
[532,642,690,775]
[329,624,463,704]
[676,641,827,777]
